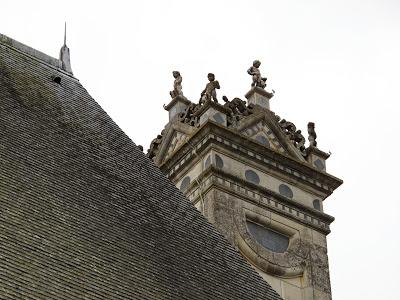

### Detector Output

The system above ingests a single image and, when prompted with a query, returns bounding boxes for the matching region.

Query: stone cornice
[160,121,343,194]
[163,95,191,111]
[193,100,232,116]
[186,166,334,234]
[305,146,330,159]
[245,86,274,99]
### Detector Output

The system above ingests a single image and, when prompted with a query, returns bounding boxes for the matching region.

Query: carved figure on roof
[279,119,307,154]
[179,102,200,126]
[232,97,252,116]
[222,96,237,113]
[222,96,253,126]
[308,122,317,147]
[147,129,165,160]
[222,96,239,126]
[279,119,297,134]
[169,71,183,98]
[247,60,267,89]
[200,73,220,104]
[294,130,306,152]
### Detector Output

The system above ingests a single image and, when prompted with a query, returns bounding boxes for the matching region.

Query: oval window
[180,176,191,191]
[215,154,224,169]
[245,170,260,185]
[314,159,325,170]
[204,155,211,169]
[313,199,321,211]
[279,184,293,199]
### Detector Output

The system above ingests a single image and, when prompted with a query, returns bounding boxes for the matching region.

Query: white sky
[1,0,400,299]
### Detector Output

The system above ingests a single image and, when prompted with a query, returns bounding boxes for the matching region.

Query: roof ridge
[0,32,71,76]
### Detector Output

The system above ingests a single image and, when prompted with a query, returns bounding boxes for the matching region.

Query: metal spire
[59,21,73,74]
[64,22,67,46]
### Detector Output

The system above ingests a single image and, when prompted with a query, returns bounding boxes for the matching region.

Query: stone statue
[231,97,252,116]
[200,73,220,104]
[223,96,252,115]
[294,130,306,152]
[169,71,183,98]
[222,96,237,113]
[247,60,267,89]
[147,129,165,160]
[179,102,200,126]
[222,96,253,126]
[222,96,238,126]
[308,122,317,147]
[279,118,307,153]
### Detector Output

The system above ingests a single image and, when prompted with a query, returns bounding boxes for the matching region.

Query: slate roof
[0,34,282,300]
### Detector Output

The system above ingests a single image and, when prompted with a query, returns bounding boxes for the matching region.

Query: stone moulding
[193,100,232,117]
[160,122,342,194]
[235,208,306,278]
[186,166,334,234]
[164,95,191,111]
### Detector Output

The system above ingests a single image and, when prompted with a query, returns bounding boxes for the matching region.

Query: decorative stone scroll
[275,115,306,155]
[222,96,253,126]
[147,129,165,160]
[179,102,200,127]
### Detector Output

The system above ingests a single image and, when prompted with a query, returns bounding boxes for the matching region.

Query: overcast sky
[1,0,400,299]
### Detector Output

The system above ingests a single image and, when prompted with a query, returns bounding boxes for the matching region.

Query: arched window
[246,221,289,253]
[180,176,191,191]
[215,154,224,169]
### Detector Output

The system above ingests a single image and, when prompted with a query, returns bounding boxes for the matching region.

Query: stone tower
[148,65,343,300]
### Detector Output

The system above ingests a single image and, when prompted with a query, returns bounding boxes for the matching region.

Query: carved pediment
[151,123,195,165]
[241,120,287,154]
[237,110,308,162]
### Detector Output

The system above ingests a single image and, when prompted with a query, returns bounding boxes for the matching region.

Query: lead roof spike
[64,22,66,46]
[59,22,73,74]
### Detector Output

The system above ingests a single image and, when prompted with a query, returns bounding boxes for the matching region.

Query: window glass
[246,221,289,253]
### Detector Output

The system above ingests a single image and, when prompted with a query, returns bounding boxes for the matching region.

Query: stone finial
[200,73,220,104]
[247,60,267,89]
[169,71,183,98]
[308,122,317,147]
[59,22,73,74]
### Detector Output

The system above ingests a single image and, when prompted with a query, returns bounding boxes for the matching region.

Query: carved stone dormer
[148,65,342,300]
